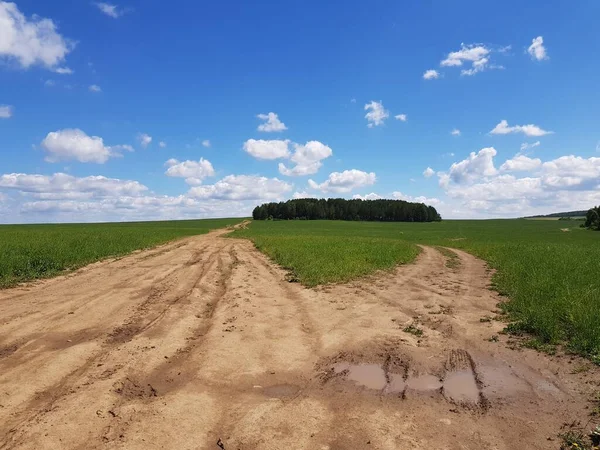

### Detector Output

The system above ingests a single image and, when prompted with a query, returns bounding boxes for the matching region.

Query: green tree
[585,206,600,230]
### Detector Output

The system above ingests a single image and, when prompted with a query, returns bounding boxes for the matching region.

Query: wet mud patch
[318,345,489,411]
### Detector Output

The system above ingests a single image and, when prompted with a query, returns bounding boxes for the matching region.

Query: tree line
[585,206,600,230]
[252,198,442,222]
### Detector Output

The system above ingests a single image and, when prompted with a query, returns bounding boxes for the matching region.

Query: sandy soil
[0,228,598,450]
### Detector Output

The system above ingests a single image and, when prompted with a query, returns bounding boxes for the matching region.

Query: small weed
[435,247,460,269]
[480,316,492,323]
[571,365,591,374]
[522,338,557,355]
[559,430,588,449]
[403,324,424,337]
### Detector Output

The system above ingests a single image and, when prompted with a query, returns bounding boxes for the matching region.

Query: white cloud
[308,169,376,193]
[490,120,553,137]
[520,141,541,152]
[278,140,333,176]
[94,2,125,18]
[0,172,148,197]
[440,43,504,76]
[164,158,215,185]
[0,2,74,70]
[500,155,542,172]
[202,139,211,148]
[41,129,131,164]
[392,191,443,207]
[438,149,600,218]
[423,69,439,80]
[451,129,461,136]
[293,191,317,199]
[0,171,282,223]
[0,105,13,118]
[443,147,498,185]
[138,133,152,148]
[44,79,55,87]
[188,175,292,201]
[353,193,382,201]
[528,36,548,61]
[53,67,73,75]
[159,141,166,148]
[89,84,102,93]
[423,167,435,178]
[364,101,389,128]
[257,112,287,132]
[395,114,407,122]
[243,139,290,160]
[350,98,357,103]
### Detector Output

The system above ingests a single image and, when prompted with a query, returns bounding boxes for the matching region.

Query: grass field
[232,219,600,361]
[0,218,245,288]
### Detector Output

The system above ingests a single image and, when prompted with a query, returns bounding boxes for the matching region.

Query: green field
[232,219,600,361]
[0,218,245,288]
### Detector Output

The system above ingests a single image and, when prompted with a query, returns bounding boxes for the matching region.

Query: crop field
[0,218,245,288]
[2,216,600,448]
[232,219,600,360]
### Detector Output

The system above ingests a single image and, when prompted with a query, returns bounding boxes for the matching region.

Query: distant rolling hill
[523,210,588,219]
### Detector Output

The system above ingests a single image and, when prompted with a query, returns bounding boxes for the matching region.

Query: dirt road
[0,229,597,449]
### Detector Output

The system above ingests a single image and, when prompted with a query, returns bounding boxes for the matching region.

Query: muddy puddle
[333,362,481,405]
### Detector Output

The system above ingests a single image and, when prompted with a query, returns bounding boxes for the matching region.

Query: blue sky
[1,0,599,223]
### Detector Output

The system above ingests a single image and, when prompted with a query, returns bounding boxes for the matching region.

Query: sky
[1,0,599,223]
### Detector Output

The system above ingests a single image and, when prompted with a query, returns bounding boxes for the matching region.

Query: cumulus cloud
[392,191,443,207]
[257,112,287,132]
[164,158,215,185]
[423,167,435,178]
[137,133,152,148]
[243,139,290,160]
[188,175,292,201]
[423,69,439,80]
[278,140,333,176]
[0,2,75,70]
[440,43,505,76]
[159,141,166,148]
[202,139,211,148]
[443,147,498,185]
[500,155,542,172]
[41,129,132,164]
[0,105,13,118]
[308,169,376,193]
[89,84,102,93]
[451,129,461,136]
[395,114,407,122]
[490,120,553,137]
[353,193,383,200]
[364,101,389,128]
[528,36,548,61]
[94,2,125,18]
[293,191,317,199]
[0,172,148,198]
[0,171,291,223]
[438,149,600,218]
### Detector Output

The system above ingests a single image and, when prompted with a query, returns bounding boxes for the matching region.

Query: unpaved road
[0,229,598,449]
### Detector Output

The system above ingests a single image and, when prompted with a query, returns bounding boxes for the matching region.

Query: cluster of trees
[585,206,600,230]
[252,198,442,222]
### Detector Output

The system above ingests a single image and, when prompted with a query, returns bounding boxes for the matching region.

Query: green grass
[232,219,600,360]
[0,218,245,288]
